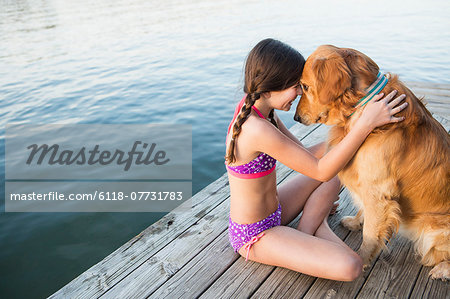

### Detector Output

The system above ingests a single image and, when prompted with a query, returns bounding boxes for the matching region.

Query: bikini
[225,95,282,261]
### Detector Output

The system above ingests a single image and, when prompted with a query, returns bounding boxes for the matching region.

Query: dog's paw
[359,253,373,272]
[340,216,362,231]
[358,244,376,272]
[429,261,450,281]
[362,263,371,272]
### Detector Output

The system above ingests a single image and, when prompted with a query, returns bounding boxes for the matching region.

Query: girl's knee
[326,175,341,188]
[341,253,363,281]
[325,177,341,195]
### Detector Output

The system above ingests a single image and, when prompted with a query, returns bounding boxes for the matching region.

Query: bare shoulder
[232,114,282,157]
[227,114,279,161]
[242,113,280,140]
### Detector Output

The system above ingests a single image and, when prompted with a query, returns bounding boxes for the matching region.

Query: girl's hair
[225,38,305,164]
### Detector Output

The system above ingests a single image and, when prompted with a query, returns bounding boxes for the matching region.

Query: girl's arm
[274,111,325,158]
[306,142,327,159]
[253,91,407,182]
[273,111,304,147]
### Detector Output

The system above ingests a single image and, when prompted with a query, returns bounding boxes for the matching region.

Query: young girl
[225,38,407,281]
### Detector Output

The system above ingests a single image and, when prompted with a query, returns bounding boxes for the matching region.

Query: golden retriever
[294,45,450,280]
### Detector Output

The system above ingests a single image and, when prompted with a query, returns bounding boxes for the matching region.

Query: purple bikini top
[225,95,277,179]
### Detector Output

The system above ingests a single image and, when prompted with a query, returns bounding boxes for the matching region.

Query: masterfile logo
[6,124,191,180]
[26,141,170,171]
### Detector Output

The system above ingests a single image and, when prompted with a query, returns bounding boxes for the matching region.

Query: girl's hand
[356,90,408,131]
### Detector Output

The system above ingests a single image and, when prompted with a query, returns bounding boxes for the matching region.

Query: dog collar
[351,71,388,115]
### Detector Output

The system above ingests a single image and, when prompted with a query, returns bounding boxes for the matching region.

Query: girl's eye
[301,83,309,92]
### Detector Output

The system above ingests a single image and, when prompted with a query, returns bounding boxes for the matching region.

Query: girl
[225,38,407,281]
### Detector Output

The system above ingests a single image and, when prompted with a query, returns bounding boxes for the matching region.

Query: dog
[294,45,450,280]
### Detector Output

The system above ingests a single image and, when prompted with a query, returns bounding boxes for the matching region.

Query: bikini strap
[226,95,265,140]
[251,106,266,119]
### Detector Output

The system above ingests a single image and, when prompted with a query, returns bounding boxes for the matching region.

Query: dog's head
[294,45,379,126]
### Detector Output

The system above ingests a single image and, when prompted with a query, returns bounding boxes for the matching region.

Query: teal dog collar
[351,71,388,116]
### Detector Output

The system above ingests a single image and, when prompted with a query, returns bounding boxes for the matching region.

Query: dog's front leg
[358,194,402,270]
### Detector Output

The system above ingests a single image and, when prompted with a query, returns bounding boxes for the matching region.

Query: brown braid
[225,92,260,164]
[268,109,278,128]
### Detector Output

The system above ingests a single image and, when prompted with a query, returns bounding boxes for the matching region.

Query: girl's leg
[238,225,362,281]
[315,216,353,251]
[278,174,340,234]
[277,174,322,226]
[297,176,341,234]
[278,174,351,250]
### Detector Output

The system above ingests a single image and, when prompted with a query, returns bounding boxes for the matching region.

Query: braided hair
[225,38,305,164]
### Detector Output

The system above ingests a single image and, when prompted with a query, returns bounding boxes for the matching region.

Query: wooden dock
[50,82,449,299]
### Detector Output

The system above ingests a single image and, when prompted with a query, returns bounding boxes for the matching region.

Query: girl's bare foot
[330,202,339,215]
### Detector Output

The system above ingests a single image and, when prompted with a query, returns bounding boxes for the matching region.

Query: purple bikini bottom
[228,202,282,261]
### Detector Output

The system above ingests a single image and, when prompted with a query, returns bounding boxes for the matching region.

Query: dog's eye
[301,83,309,92]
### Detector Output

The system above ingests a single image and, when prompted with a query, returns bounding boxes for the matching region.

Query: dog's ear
[312,52,351,105]
[339,48,379,91]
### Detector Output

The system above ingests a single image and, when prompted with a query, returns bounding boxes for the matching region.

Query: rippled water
[1,0,449,297]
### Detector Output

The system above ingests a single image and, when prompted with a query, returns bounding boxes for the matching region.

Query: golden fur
[295,45,450,280]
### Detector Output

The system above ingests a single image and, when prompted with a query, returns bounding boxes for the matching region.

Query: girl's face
[268,83,303,111]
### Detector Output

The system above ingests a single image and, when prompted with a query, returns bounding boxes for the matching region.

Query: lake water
[1,0,449,297]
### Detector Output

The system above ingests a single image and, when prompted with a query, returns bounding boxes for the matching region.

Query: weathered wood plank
[249,269,311,299]
[428,108,449,117]
[301,231,367,299]
[423,100,449,120]
[304,227,428,299]
[356,235,423,299]
[423,94,449,114]
[409,266,450,299]
[424,103,450,116]
[432,114,450,132]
